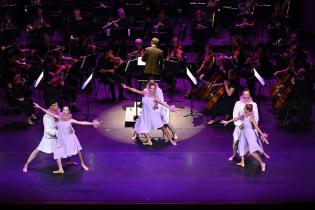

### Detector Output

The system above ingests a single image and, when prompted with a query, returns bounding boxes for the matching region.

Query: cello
[271,66,295,110]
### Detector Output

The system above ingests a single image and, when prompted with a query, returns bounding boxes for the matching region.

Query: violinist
[96,48,126,103]
[127,38,144,60]
[164,36,185,90]
[43,55,79,111]
[206,69,240,125]
[4,68,36,125]
[126,38,144,88]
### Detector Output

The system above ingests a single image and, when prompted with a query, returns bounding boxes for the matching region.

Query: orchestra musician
[191,9,208,56]
[103,8,129,29]
[3,53,36,125]
[164,36,185,90]
[126,38,144,89]
[27,7,50,32]
[206,69,240,125]
[276,67,312,126]
[43,55,79,111]
[185,45,217,99]
[96,47,126,103]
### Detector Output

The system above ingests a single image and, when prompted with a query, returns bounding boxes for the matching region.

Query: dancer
[221,104,268,172]
[122,83,177,146]
[33,103,101,174]
[229,89,270,161]
[23,100,59,172]
[132,79,178,141]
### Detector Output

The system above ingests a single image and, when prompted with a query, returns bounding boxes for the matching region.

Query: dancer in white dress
[34,103,101,174]
[221,104,268,172]
[122,83,177,146]
[132,80,178,141]
[23,100,69,172]
[229,88,270,161]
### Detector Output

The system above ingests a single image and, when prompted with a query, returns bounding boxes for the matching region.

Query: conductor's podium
[125,102,142,127]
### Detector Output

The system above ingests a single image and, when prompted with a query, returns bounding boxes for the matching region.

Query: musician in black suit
[142,37,164,79]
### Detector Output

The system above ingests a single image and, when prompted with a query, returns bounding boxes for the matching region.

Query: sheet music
[186,67,198,86]
[125,58,137,72]
[81,73,93,90]
[253,68,265,86]
[34,71,44,88]
[137,57,146,66]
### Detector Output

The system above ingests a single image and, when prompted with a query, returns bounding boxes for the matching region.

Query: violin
[108,54,124,71]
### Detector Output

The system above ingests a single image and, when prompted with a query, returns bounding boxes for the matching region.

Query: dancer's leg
[53,159,64,174]
[250,152,266,172]
[77,151,89,171]
[23,149,40,172]
[143,133,153,145]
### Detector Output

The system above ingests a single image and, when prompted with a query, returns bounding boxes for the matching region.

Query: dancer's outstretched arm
[71,119,101,127]
[34,103,60,119]
[221,115,244,126]
[121,83,144,95]
[153,97,176,111]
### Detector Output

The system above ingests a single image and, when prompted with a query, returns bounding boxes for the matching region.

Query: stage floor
[0,80,315,204]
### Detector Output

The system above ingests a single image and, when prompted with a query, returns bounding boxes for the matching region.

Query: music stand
[81,73,96,119]
[184,67,201,117]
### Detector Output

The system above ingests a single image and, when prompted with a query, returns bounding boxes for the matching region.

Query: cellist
[206,69,240,125]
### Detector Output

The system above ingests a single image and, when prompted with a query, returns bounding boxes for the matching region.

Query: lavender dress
[134,93,164,134]
[238,116,263,156]
[53,119,82,160]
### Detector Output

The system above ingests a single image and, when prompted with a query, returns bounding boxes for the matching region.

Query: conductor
[142,37,164,80]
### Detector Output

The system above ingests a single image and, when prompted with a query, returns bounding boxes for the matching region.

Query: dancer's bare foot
[170,140,177,146]
[228,155,236,161]
[173,134,178,140]
[53,170,64,174]
[262,152,270,159]
[207,120,216,125]
[81,164,89,171]
[22,165,28,173]
[131,134,139,140]
[261,163,266,172]
[143,141,153,146]
[237,162,245,167]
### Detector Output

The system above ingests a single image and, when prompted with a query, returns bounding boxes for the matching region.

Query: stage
[0,81,315,205]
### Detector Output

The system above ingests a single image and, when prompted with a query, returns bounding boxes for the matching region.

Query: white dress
[134,93,165,134]
[36,114,57,154]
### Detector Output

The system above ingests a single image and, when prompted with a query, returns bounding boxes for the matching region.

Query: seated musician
[127,38,144,60]
[3,60,36,125]
[70,9,89,40]
[235,0,255,28]
[268,2,287,48]
[27,7,50,31]
[191,9,208,54]
[152,9,171,34]
[164,36,185,90]
[43,55,79,111]
[0,9,15,32]
[126,38,144,88]
[277,68,312,126]
[105,8,129,29]
[207,69,240,125]
[185,45,217,99]
[95,48,126,103]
